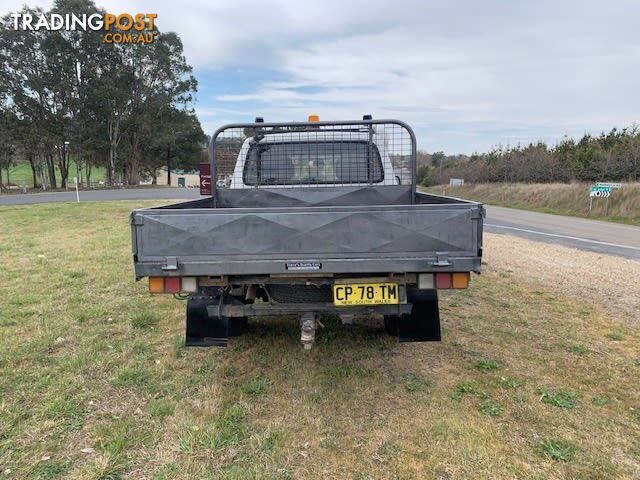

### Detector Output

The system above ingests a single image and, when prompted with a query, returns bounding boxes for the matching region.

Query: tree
[136,106,205,183]
[416,122,640,187]
[0,0,203,190]
[112,30,198,184]
[0,110,17,189]
[0,7,59,188]
[50,0,112,187]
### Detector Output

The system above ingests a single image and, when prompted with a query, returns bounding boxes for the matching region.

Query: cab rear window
[243,141,384,186]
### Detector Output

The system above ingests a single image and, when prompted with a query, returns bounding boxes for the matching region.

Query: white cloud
[2,0,639,152]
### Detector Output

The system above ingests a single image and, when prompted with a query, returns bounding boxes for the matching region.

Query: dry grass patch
[483,232,640,326]
[426,182,640,225]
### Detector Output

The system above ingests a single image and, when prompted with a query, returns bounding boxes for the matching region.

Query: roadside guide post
[74,177,80,203]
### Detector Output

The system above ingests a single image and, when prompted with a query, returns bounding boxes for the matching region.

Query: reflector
[149,277,164,293]
[435,273,451,289]
[165,277,181,293]
[418,273,434,289]
[452,272,469,289]
[181,277,198,293]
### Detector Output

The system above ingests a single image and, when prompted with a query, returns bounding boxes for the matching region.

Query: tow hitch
[300,312,323,350]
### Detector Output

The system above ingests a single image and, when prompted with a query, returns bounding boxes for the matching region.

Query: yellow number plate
[333,283,400,306]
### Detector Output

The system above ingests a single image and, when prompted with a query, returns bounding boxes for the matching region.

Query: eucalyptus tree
[138,105,205,183]
[0,0,202,188]
[116,31,198,184]
[0,7,58,187]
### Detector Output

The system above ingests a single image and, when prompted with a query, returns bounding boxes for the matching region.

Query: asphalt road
[0,187,201,205]
[484,205,640,261]
[1,188,639,260]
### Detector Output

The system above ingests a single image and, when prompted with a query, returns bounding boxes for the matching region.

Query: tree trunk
[75,155,82,187]
[39,158,47,190]
[128,133,140,185]
[48,154,57,189]
[108,115,120,186]
[28,154,39,188]
[152,168,157,185]
[166,144,172,186]
[58,145,68,189]
[41,156,49,190]
[109,140,116,185]
[129,163,139,185]
[106,156,113,185]
[85,162,92,188]
[0,164,3,192]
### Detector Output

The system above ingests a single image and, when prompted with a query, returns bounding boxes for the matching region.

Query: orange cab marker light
[308,114,319,122]
[452,272,470,289]
[149,277,164,293]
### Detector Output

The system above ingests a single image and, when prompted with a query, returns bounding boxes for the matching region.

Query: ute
[130,116,484,349]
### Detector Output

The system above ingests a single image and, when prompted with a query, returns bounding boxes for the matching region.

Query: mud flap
[186,297,229,347]
[398,288,441,342]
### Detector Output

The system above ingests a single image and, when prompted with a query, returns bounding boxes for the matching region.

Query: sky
[2,0,640,153]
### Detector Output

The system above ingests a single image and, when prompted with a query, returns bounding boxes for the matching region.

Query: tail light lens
[452,272,469,289]
[417,272,470,290]
[164,277,181,293]
[435,273,451,289]
[181,277,198,293]
[148,277,198,294]
[148,277,164,293]
[418,273,434,289]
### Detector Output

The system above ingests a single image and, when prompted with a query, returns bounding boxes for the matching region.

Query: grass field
[425,182,640,226]
[3,162,107,188]
[1,202,639,479]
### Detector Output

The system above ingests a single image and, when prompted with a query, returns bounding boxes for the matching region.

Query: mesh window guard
[210,119,416,206]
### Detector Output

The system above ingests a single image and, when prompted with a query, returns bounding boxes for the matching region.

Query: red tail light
[164,277,181,293]
[435,273,451,289]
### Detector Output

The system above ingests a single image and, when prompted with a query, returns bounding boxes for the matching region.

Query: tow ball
[300,313,323,350]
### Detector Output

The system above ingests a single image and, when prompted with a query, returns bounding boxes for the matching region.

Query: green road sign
[595,182,622,189]
[590,185,612,198]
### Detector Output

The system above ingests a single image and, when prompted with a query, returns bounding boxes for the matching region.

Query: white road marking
[485,223,640,251]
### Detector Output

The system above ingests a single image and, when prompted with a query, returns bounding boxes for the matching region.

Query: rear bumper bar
[134,255,481,279]
[210,302,413,318]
